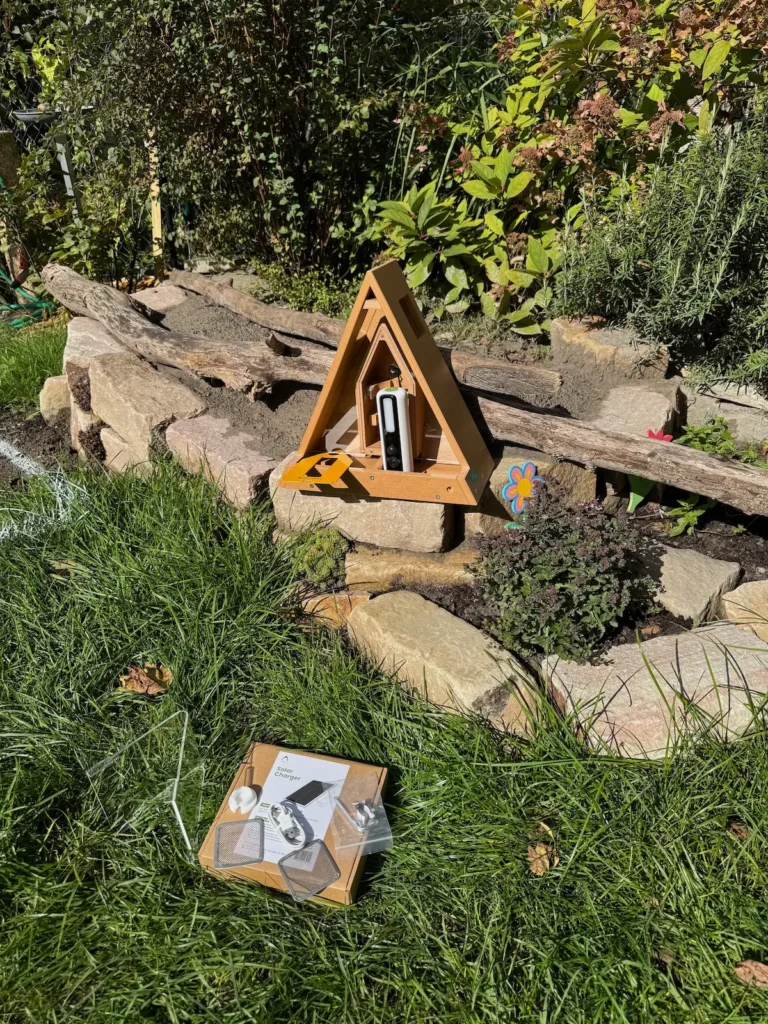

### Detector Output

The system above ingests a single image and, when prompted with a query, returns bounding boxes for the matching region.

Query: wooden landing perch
[474,396,768,518]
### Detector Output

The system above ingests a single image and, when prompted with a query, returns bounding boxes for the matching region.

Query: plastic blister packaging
[278,839,341,903]
[213,818,265,870]
[328,772,393,859]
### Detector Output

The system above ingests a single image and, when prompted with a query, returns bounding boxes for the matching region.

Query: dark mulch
[0,407,76,489]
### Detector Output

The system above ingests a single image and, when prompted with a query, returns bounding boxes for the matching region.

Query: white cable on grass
[0,437,85,543]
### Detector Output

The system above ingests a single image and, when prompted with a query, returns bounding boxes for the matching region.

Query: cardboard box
[198,743,387,905]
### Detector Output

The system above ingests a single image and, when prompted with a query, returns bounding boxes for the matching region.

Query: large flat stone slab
[270,453,452,553]
[64,317,128,410]
[464,446,596,537]
[640,543,741,624]
[129,285,190,318]
[550,318,669,381]
[89,354,206,449]
[347,591,538,734]
[166,414,276,508]
[591,382,680,436]
[721,581,768,642]
[39,375,70,426]
[345,546,479,593]
[543,624,768,758]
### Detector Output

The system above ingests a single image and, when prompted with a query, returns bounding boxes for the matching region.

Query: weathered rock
[302,590,371,628]
[166,414,275,509]
[63,317,127,410]
[89,354,206,449]
[69,394,103,459]
[345,546,479,593]
[39,375,70,426]
[129,284,190,317]
[681,384,768,445]
[550,318,669,381]
[640,542,741,624]
[464,446,596,536]
[270,453,452,553]
[101,426,153,477]
[721,581,768,642]
[543,624,768,758]
[591,382,680,436]
[347,591,538,734]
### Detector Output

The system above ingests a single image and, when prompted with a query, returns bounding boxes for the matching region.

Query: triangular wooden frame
[279,260,493,505]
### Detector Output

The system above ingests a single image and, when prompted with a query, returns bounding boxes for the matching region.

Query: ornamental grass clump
[475,488,653,662]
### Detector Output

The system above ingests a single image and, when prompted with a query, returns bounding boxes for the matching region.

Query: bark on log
[448,349,562,406]
[168,268,345,349]
[42,263,333,394]
[473,396,768,517]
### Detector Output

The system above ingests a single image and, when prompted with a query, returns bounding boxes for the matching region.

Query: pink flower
[393,118,401,125]
[501,462,542,514]
[647,428,673,442]
[416,144,427,152]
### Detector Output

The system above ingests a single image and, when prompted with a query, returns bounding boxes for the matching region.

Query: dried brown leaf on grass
[119,663,173,696]
[728,819,751,840]
[527,822,559,876]
[734,960,768,988]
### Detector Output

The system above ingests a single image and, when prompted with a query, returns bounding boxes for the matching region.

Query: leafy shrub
[474,488,653,661]
[246,261,358,319]
[374,0,768,326]
[556,101,768,388]
[288,528,349,590]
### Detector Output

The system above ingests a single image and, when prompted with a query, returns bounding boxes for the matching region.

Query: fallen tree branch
[42,263,332,394]
[473,396,768,517]
[168,268,345,349]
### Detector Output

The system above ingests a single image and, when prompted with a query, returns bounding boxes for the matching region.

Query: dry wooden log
[42,263,333,395]
[473,396,768,517]
[448,349,562,405]
[168,268,345,349]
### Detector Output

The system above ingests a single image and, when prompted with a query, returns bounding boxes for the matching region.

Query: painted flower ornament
[502,461,542,514]
[647,428,673,442]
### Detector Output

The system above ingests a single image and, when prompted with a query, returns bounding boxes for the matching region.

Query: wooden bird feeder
[279,261,493,504]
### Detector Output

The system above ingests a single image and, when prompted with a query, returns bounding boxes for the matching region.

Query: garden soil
[0,408,77,489]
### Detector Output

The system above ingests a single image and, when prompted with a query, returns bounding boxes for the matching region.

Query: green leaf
[699,99,714,133]
[417,191,436,230]
[494,147,514,188]
[507,270,536,289]
[445,297,471,314]
[506,171,534,198]
[646,83,665,104]
[444,263,469,290]
[480,290,498,319]
[441,243,473,257]
[596,39,621,52]
[484,260,507,286]
[406,256,433,288]
[377,202,415,231]
[689,47,707,69]
[509,322,542,336]
[582,0,597,21]
[461,180,499,201]
[703,39,732,80]
[526,236,549,275]
[484,212,505,236]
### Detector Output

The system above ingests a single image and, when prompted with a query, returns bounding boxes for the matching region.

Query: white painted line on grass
[0,435,86,544]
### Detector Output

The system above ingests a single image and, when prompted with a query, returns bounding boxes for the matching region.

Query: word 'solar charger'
[279,260,493,505]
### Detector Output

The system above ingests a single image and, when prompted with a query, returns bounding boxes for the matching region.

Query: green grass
[0,318,67,411]
[2,463,768,1021]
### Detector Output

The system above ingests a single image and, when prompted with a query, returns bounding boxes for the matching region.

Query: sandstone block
[464,447,596,536]
[270,453,452,553]
[101,426,153,478]
[70,394,103,459]
[166,414,275,508]
[347,591,538,734]
[721,581,768,642]
[39,375,70,426]
[682,384,768,445]
[345,546,479,593]
[89,354,206,449]
[591,382,680,436]
[130,285,189,317]
[550,318,669,381]
[640,542,741,624]
[302,591,371,628]
[64,317,127,410]
[543,624,768,758]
